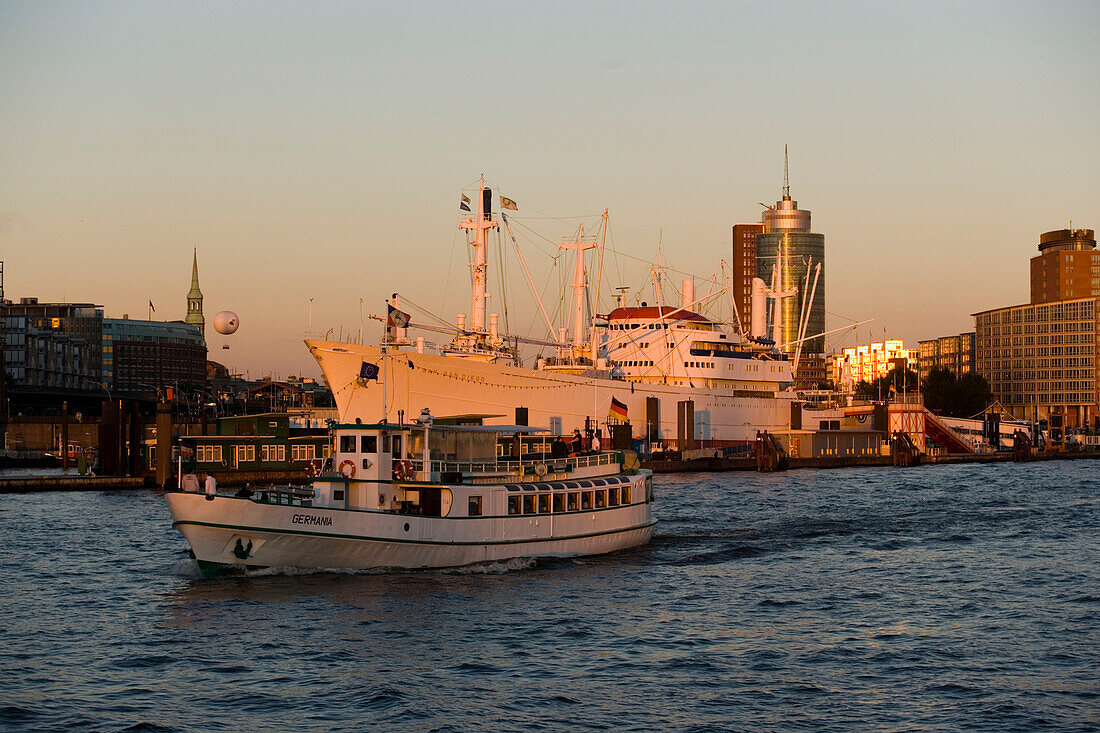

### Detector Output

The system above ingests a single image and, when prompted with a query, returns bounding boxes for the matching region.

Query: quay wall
[642,450,1099,473]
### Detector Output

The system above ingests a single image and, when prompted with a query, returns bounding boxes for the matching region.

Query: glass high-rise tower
[755,179,825,358]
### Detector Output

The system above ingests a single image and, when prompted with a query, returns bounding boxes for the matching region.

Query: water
[1,461,1096,732]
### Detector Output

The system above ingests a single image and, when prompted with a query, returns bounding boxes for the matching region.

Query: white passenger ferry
[166,411,655,576]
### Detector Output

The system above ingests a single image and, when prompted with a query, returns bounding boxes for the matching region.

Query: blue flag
[359,362,380,381]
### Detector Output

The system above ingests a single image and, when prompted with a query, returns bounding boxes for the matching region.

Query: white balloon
[213,311,239,335]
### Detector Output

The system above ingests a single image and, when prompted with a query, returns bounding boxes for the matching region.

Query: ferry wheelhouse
[166,412,655,575]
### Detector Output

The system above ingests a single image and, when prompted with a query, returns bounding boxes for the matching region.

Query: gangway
[923,410,977,454]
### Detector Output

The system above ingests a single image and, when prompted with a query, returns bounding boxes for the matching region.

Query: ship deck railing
[241,484,314,507]
[404,451,620,483]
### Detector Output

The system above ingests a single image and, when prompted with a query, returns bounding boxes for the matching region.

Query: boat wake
[169,557,540,580]
[439,557,538,575]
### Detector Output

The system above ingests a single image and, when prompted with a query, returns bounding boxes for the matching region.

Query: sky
[2,0,1098,378]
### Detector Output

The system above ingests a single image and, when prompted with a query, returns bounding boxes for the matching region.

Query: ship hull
[167,490,655,574]
[306,341,794,448]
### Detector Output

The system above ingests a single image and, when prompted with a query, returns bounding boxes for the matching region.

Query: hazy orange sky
[2,1,1097,378]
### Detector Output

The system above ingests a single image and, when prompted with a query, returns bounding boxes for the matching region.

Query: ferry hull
[306,341,794,448]
[167,491,655,573]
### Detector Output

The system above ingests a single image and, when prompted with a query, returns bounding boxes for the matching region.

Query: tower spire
[783,144,790,200]
[185,247,205,340]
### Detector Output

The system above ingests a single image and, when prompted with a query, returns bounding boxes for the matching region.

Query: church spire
[185,247,205,340]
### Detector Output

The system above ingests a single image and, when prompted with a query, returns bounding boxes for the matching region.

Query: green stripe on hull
[175,518,657,547]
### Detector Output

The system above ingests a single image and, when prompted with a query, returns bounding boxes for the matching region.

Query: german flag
[609,397,628,421]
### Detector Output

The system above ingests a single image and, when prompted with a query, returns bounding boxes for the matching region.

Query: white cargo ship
[308,178,800,450]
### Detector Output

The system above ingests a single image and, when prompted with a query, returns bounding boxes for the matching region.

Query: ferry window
[595,490,606,508]
[507,496,521,515]
[581,492,593,510]
[382,435,390,453]
[608,488,619,506]
[538,494,551,513]
[361,436,377,453]
[340,435,356,453]
[392,436,403,457]
[523,495,536,514]
[553,493,565,512]
[622,485,631,504]
[469,496,483,517]
[333,489,344,501]
[567,492,579,511]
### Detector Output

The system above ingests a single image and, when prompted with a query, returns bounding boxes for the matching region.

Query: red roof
[604,306,708,322]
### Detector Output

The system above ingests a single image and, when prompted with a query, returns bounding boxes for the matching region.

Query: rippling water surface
[1,461,1097,732]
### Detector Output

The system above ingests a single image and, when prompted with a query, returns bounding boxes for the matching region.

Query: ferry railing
[250,485,314,507]
[415,451,619,482]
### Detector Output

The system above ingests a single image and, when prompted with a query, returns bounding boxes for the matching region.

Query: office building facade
[973,226,1100,428]
[1030,228,1099,304]
[917,332,976,384]
[731,223,764,331]
[102,317,207,397]
[974,297,1097,427]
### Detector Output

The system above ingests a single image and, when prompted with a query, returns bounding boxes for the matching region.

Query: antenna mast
[783,144,790,199]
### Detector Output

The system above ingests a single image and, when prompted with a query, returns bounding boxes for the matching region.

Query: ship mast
[459,176,500,334]
[560,223,597,350]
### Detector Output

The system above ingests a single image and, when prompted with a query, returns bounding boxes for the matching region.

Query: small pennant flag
[387,304,410,329]
[609,396,628,420]
[359,361,380,381]
[889,384,898,396]
[149,300,155,312]
[460,201,471,212]
[500,195,518,211]
[461,193,470,203]
[179,439,195,458]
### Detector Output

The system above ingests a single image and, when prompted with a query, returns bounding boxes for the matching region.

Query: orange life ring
[393,459,414,481]
[338,459,356,479]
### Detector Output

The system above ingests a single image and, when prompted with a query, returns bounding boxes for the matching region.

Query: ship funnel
[750,277,768,339]
[681,279,694,310]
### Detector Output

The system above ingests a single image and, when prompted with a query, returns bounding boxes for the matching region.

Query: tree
[921,366,993,418]
[922,366,957,415]
[954,371,993,418]
[854,379,876,401]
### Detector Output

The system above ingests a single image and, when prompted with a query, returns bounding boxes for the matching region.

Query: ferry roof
[605,306,709,322]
